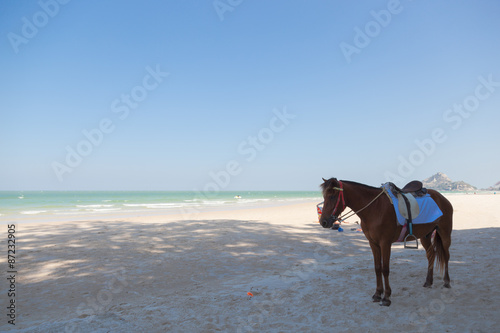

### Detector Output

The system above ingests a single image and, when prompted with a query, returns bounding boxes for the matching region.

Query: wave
[21,210,48,215]
[236,198,271,204]
[86,208,122,213]
[123,203,184,209]
[200,200,231,205]
[76,204,114,208]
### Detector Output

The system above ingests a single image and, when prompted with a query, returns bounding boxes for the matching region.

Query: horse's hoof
[444,282,451,288]
[423,282,433,288]
[372,295,382,302]
[380,298,391,306]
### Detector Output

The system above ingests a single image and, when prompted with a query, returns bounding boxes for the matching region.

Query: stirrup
[404,234,419,249]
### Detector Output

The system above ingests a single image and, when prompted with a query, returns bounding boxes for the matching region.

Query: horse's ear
[322,177,327,182]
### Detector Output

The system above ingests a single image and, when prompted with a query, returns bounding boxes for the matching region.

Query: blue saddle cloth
[382,183,443,226]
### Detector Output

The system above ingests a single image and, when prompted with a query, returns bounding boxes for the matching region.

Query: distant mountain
[486,181,500,191]
[422,172,477,191]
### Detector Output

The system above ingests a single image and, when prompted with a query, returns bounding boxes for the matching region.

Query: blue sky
[1,0,499,191]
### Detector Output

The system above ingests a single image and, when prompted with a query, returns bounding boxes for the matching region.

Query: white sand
[2,194,499,332]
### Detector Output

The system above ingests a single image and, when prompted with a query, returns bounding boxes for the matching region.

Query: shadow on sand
[5,219,499,332]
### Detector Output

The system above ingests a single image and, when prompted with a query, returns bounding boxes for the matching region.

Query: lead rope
[335,188,387,223]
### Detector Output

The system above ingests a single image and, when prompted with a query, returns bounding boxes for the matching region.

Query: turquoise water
[0,191,322,223]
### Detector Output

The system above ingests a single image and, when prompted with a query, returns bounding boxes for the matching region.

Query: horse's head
[319,177,346,228]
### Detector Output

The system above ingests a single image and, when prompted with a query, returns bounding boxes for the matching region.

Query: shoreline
[0,197,322,225]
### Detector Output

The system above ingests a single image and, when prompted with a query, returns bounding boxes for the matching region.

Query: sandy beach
[2,194,499,332]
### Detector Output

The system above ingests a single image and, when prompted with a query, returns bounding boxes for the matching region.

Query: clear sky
[1,0,499,191]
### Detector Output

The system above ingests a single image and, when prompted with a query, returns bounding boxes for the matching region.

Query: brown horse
[319,178,453,306]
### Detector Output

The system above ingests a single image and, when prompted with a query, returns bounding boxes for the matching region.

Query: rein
[331,185,386,223]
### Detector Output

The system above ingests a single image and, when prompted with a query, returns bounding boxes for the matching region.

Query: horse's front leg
[368,241,383,302]
[380,242,392,306]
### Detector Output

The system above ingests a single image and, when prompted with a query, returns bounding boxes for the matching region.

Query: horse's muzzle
[320,216,336,228]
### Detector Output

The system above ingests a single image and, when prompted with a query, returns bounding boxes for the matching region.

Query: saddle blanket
[382,183,443,226]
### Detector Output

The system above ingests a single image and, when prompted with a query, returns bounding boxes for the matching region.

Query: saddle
[387,181,428,249]
[396,180,427,196]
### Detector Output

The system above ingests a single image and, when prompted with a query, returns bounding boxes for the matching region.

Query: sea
[0,191,322,224]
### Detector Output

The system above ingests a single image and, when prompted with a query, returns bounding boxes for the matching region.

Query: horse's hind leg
[443,260,451,288]
[420,236,435,288]
[440,230,452,288]
[437,196,453,288]
[436,216,452,288]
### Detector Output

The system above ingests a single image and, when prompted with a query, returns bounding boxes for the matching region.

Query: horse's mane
[321,179,381,194]
[341,180,380,191]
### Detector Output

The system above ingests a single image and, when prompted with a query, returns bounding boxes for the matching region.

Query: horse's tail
[433,230,446,274]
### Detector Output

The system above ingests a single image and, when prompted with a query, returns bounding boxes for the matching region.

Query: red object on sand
[317,202,323,222]
[247,292,253,297]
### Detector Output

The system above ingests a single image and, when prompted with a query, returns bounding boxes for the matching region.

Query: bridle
[329,180,346,219]
[320,180,346,228]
